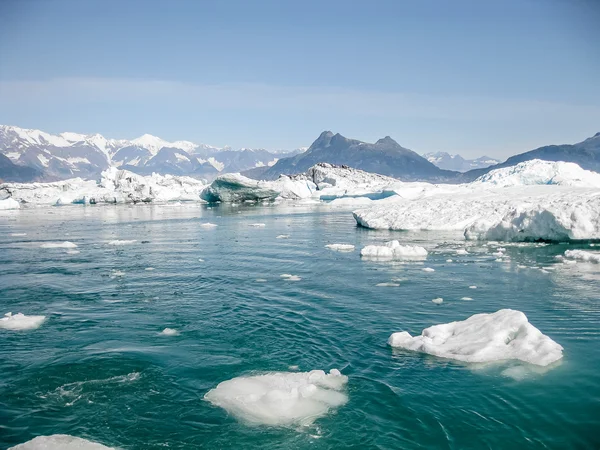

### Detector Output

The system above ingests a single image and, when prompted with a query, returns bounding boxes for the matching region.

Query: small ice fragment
[422,267,435,272]
[8,434,114,449]
[376,282,400,287]
[446,259,453,263]
[40,241,77,249]
[200,223,218,228]
[469,286,477,289]
[361,241,427,260]
[10,233,27,237]
[461,297,473,301]
[198,258,205,262]
[249,223,266,228]
[288,365,299,371]
[456,249,469,255]
[110,270,125,278]
[255,278,268,282]
[0,312,46,331]
[107,240,137,246]
[325,244,355,252]
[145,267,155,271]
[160,328,179,336]
[276,235,290,239]
[431,297,444,304]
[65,250,80,255]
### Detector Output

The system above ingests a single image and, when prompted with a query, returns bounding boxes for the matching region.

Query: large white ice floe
[0,167,207,206]
[0,197,20,210]
[561,249,600,263]
[360,241,428,259]
[8,435,114,449]
[204,369,348,426]
[354,185,600,242]
[388,309,563,366]
[0,312,46,330]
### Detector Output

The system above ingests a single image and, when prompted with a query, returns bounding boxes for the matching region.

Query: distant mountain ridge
[458,132,600,182]
[253,131,458,181]
[423,152,501,172]
[0,125,300,182]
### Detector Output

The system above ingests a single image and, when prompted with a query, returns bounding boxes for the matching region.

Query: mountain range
[1,124,599,184]
[0,125,300,182]
[423,152,501,172]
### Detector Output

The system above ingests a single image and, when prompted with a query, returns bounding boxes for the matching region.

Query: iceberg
[0,167,207,206]
[354,161,600,242]
[388,309,563,366]
[360,241,428,259]
[0,197,20,210]
[8,435,114,450]
[204,369,348,426]
[0,312,46,330]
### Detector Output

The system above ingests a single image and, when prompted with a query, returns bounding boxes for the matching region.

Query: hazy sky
[0,0,599,158]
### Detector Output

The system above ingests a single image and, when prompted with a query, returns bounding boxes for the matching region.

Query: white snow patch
[388,309,563,366]
[0,312,46,330]
[204,369,348,426]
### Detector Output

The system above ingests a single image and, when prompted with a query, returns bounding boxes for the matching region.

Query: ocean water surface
[1,203,599,449]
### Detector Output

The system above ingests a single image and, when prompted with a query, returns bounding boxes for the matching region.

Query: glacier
[388,309,563,367]
[204,369,348,426]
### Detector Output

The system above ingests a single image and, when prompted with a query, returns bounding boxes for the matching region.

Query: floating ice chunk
[469,286,477,289]
[325,244,355,252]
[11,232,27,236]
[198,258,205,262]
[249,223,266,228]
[204,369,348,426]
[446,259,453,263]
[376,282,400,287]
[0,198,20,210]
[200,223,218,228]
[107,239,137,246]
[461,297,473,301]
[40,241,77,249]
[145,267,155,271]
[110,270,125,278]
[8,434,114,449]
[65,250,80,255]
[280,273,302,281]
[563,249,600,263]
[388,309,563,366]
[0,312,46,330]
[422,267,435,272]
[160,328,179,336]
[276,235,290,239]
[255,278,267,282]
[456,249,469,255]
[431,297,444,304]
[360,241,428,260]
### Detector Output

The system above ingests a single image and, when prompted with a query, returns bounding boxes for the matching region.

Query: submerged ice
[204,369,348,426]
[388,309,563,367]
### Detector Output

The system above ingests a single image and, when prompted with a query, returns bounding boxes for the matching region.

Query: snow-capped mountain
[423,152,501,172]
[0,125,298,182]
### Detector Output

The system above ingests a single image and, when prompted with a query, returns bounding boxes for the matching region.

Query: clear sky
[0,0,598,158]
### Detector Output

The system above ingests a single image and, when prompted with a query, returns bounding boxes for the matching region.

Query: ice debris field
[3,160,600,242]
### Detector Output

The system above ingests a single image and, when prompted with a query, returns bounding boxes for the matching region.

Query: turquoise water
[1,204,599,449]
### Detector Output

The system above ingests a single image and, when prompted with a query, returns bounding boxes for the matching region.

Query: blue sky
[0,0,598,158]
